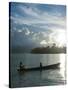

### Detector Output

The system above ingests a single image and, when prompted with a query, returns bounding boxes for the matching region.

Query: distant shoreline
[11,45,66,54]
[31,46,66,54]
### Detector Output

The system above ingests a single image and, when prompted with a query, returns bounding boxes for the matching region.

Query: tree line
[31,44,66,54]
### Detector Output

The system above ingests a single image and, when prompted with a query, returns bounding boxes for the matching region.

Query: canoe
[17,63,60,72]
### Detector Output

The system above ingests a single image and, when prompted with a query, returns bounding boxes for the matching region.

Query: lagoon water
[10,54,66,88]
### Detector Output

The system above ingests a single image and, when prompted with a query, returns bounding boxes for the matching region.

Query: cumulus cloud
[40,40,47,45]
[25,28,31,35]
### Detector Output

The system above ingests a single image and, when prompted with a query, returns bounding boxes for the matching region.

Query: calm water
[10,54,66,88]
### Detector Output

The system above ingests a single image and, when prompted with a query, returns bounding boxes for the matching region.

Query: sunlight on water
[59,54,66,78]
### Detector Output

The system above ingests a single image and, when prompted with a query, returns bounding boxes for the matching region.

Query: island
[31,44,66,54]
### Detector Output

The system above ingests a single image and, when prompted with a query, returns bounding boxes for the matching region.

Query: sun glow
[55,30,66,47]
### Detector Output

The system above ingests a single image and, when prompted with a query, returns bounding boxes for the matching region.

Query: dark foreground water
[10,54,66,88]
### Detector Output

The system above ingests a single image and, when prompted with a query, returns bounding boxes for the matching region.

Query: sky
[10,2,66,48]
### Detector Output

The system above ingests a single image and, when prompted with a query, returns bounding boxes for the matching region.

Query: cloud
[19,6,39,17]
[10,11,66,31]
[18,29,22,33]
[10,3,66,47]
[40,40,47,45]
[10,3,66,29]
[25,28,31,35]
